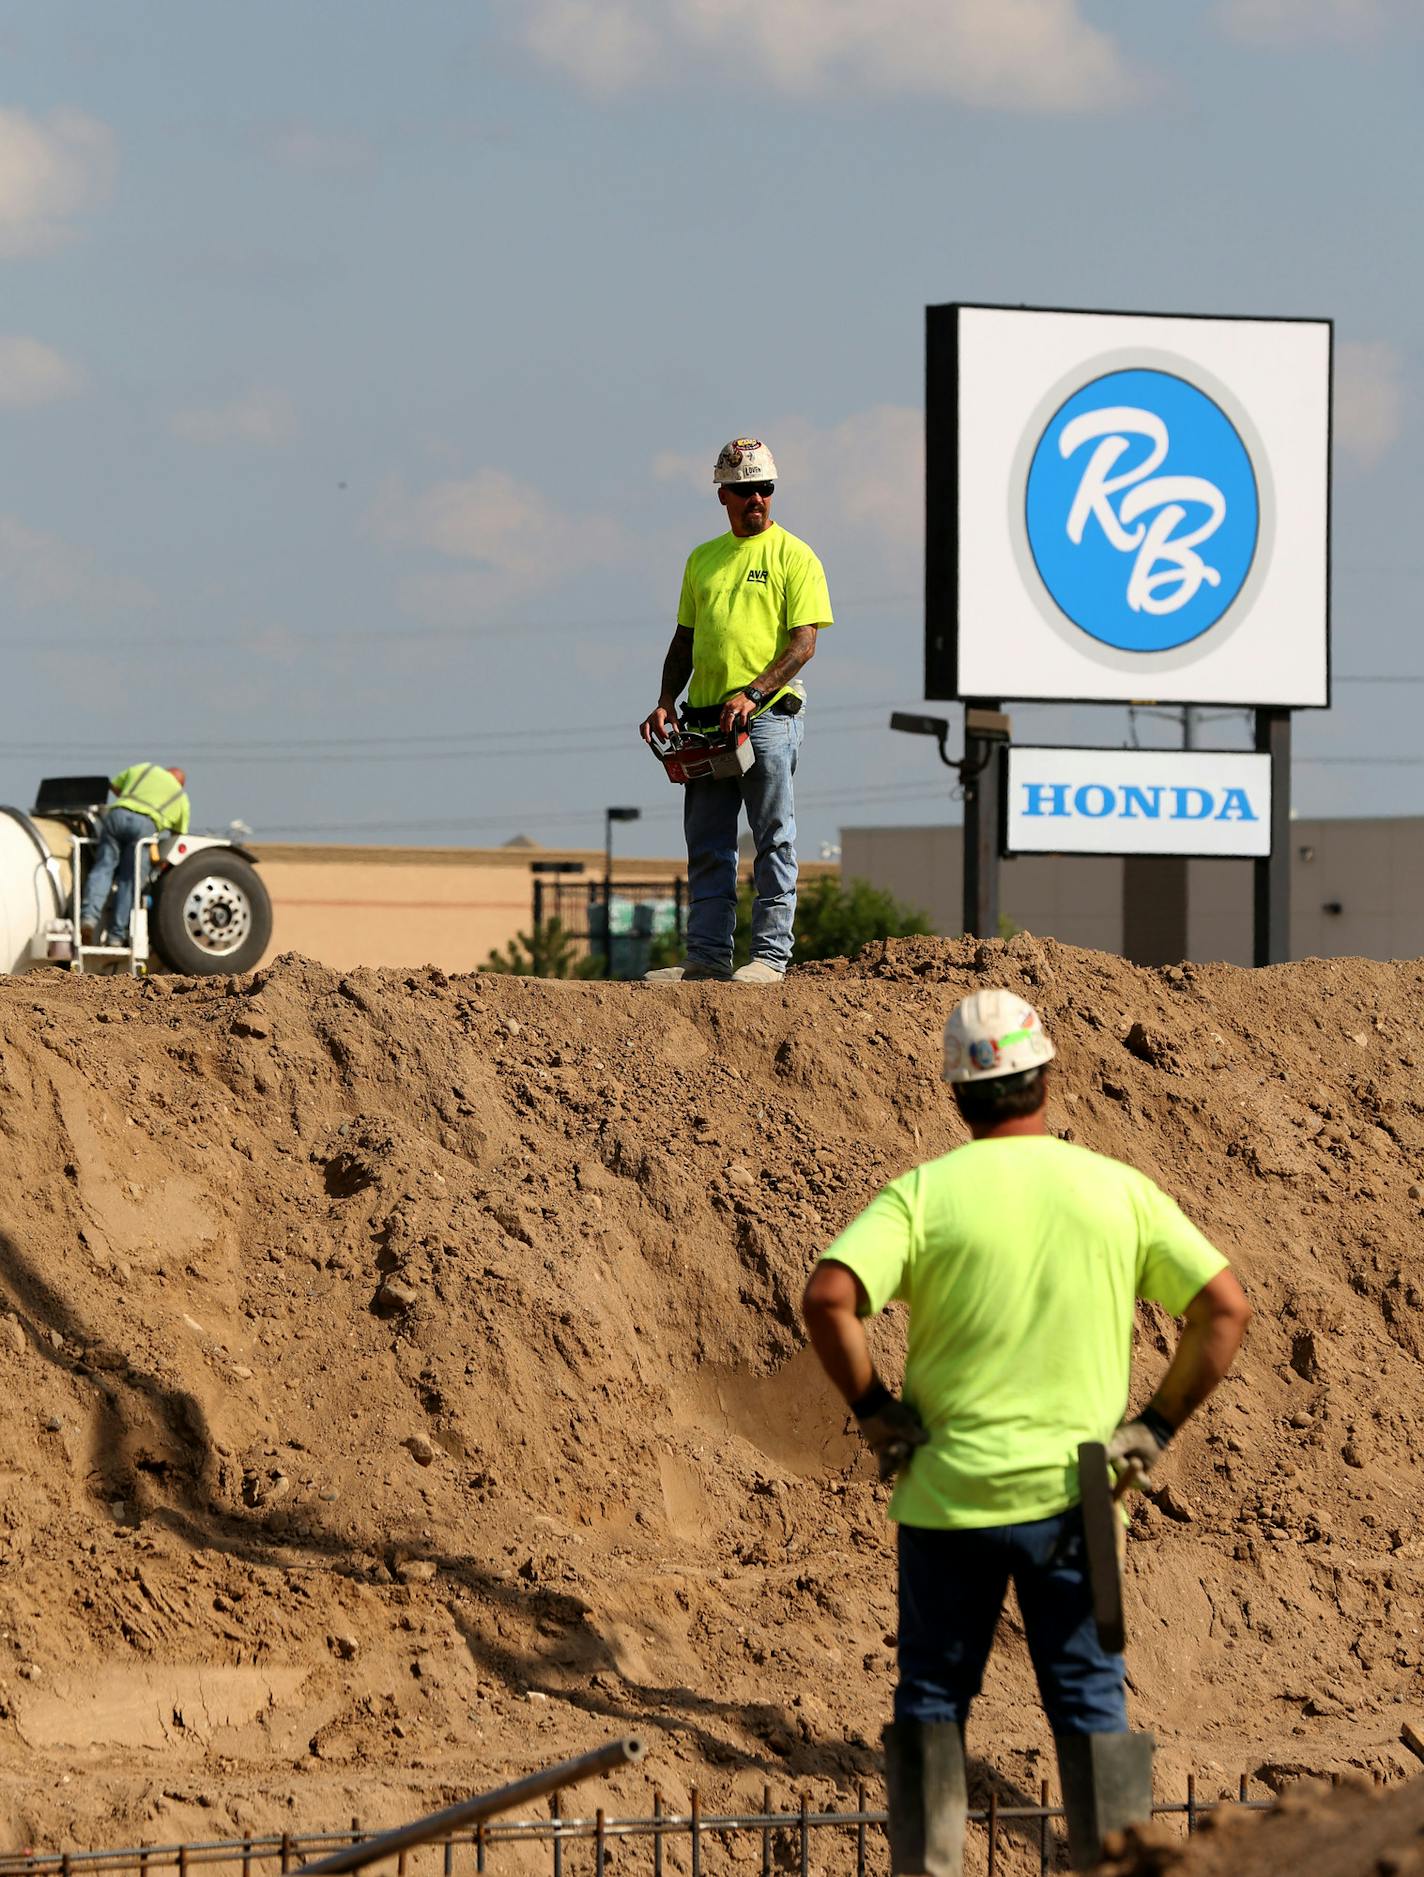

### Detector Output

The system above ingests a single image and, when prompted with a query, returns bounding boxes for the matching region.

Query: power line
[257,777,961,839]
[0,699,907,760]
[0,589,920,657]
[0,708,926,770]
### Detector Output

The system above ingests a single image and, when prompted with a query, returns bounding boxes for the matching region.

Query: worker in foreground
[639,436,832,984]
[801,991,1251,1874]
[80,762,190,948]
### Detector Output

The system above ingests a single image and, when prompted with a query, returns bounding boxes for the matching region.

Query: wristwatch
[744,686,768,708]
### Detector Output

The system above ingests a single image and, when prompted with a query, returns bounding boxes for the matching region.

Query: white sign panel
[929,304,1330,708]
[1004,747,1273,857]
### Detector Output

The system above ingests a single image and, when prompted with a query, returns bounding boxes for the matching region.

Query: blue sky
[0,0,1418,856]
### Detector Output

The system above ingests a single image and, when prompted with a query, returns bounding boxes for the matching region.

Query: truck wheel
[151,852,272,975]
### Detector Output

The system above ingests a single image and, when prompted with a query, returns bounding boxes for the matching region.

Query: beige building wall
[842,818,1424,966]
[253,845,685,974]
[840,826,1122,953]
[251,844,839,974]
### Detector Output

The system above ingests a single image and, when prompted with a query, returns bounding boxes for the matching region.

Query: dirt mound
[1102,1773,1424,1876]
[3,937,1424,1863]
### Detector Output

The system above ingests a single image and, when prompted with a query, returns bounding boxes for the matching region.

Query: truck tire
[151,851,272,975]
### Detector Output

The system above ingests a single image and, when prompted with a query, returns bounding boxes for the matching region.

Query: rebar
[0,1773,1305,1877]
[289,1738,644,1877]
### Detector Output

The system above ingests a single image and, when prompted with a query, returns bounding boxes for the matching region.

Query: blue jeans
[81,806,155,943]
[895,1510,1127,1734]
[684,709,803,972]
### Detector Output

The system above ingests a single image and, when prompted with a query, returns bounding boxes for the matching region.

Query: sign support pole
[1253,707,1292,966]
[962,703,1008,939]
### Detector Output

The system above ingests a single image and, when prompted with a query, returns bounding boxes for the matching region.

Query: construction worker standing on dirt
[640,436,831,985]
[802,990,1251,1875]
[80,763,190,948]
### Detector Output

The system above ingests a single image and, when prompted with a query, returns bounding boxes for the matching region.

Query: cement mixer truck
[0,775,272,977]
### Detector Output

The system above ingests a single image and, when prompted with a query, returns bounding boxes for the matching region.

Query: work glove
[852,1380,929,1482]
[1106,1404,1175,1493]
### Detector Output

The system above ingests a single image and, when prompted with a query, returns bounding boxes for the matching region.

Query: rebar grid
[0,1771,1343,1877]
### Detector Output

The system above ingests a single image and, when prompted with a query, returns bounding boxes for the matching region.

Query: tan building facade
[249,844,685,974]
[841,818,1424,965]
[251,844,836,974]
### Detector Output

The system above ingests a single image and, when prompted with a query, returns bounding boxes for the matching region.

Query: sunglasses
[727,481,774,500]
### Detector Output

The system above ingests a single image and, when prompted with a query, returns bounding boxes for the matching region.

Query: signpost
[923,302,1332,962]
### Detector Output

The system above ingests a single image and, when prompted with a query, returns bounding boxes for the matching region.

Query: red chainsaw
[648,723,755,786]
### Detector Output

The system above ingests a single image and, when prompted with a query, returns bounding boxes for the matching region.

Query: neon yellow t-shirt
[820,1137,1227,1530]
[111,764,191,836]
[677,523,832,710]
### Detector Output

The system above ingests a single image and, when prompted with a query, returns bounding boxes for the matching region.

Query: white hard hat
[713,436,778,485]
[942,989,1055,1084]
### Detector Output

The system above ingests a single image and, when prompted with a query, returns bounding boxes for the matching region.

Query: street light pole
[604,806,641,977]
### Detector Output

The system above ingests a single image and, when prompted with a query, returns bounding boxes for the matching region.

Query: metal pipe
[288,1739,645,1877]
[986,1789,998,1877]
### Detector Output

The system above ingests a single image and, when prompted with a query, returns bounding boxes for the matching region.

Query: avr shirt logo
[1023,368,1260,655]
[746,568,769,585]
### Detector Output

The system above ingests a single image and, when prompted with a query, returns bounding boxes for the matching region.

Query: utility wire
[0,699,904,760]
[258,776,961,839]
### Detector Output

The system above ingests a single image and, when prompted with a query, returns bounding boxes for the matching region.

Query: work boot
[1054,1731,1154,1871]
[882,1719,968,1877]
[730,959,784,984]
[80,922,96,946]
[642,960,731,983]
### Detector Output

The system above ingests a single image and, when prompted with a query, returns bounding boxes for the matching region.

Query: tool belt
[648,724,755,786]
[679,691,801,730]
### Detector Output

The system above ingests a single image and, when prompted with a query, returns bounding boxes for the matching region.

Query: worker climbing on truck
[801,989,1252,1874]
[80,762,190,948]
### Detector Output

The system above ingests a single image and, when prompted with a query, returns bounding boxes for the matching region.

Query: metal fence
[0,1774,1317,1877]
[530,876,687,978]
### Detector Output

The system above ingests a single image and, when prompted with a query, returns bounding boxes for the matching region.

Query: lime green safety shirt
[819,1137,1227,1529]
[111,764,191,836]
[677,523,832,710]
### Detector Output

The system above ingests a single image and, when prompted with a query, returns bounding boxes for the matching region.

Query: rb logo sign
[1024,368,1259,654]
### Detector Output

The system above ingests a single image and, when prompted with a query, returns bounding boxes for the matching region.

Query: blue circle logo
[1024,368,1259,654]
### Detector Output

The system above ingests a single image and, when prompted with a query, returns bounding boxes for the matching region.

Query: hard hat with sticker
[714,437,779,485]
[942,989,1055,1085]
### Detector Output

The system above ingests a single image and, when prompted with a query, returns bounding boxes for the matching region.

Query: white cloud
[1334,339,1408,471]
[171,389,298,447]
[263,124,375,177]
[657,405,922,585]
[0,514,150,613]
[0,108,116,257]
[510,0,1143,110]
[1217,0,1408,41]
[370,469,630,617]
[0,336,82,406]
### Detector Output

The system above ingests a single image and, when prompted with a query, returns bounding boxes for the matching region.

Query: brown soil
[1100,1772,1424,1875]
[3,935,1424,1872]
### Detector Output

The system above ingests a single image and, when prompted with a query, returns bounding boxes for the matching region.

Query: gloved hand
[1106,1404,1175,1493]
[851,1381,929,1482]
